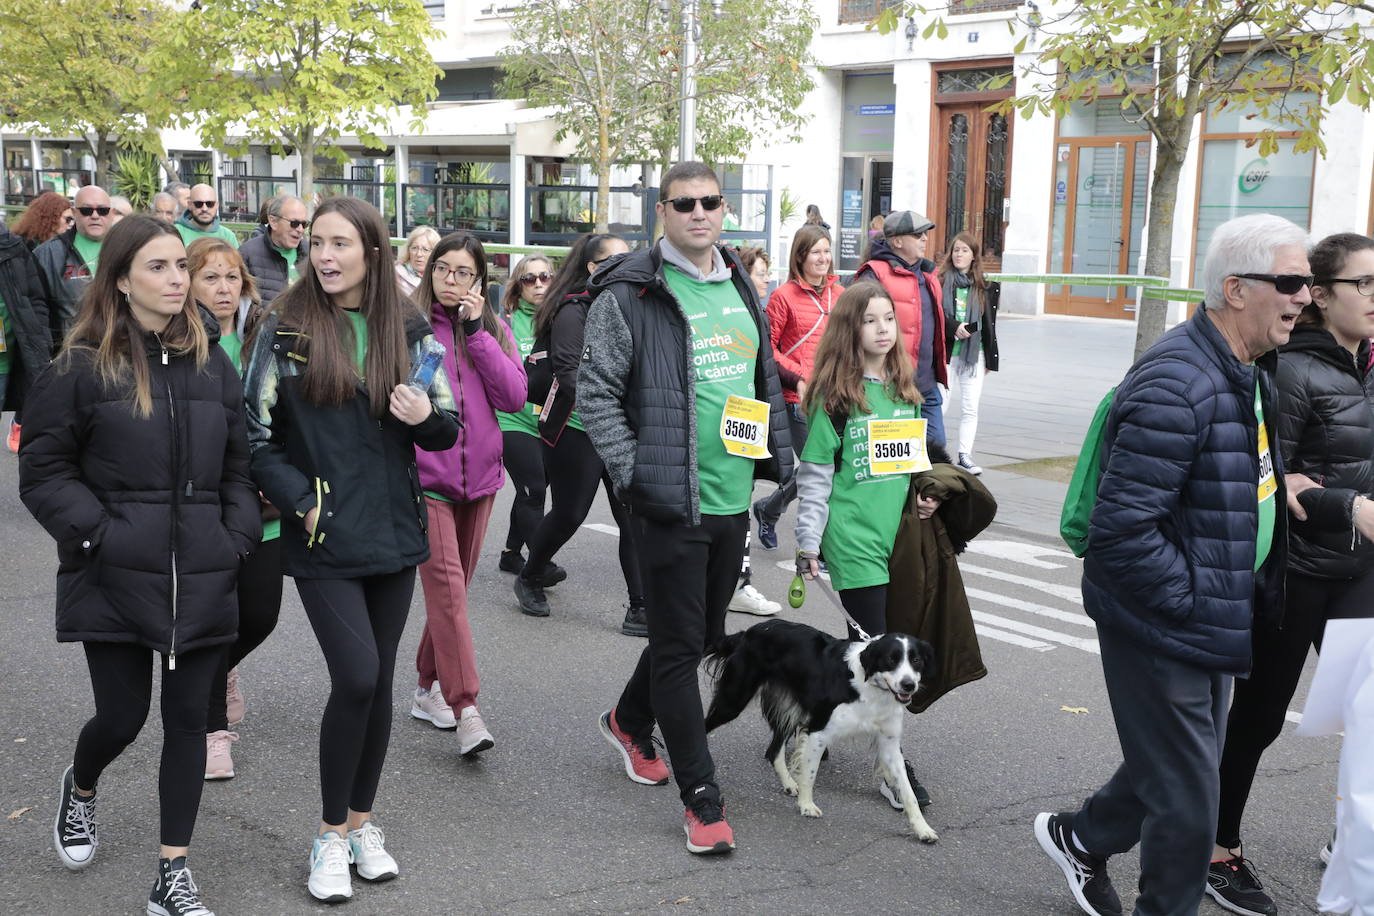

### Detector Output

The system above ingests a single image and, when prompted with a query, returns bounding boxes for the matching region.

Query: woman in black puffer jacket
[18,215,260,915]
[1211,232,1374,905]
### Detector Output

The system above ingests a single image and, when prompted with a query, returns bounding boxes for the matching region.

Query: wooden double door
[932,103,1011,271]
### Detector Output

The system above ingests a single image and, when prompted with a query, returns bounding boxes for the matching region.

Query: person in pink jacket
[409,232,527,756]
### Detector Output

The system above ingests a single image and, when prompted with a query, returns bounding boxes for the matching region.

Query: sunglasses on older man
[272,216,310,230]
[1233,273,1314,295]
[76,206,111,217]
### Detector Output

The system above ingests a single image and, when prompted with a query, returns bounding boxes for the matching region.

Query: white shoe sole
[308,882,353,903]
[204,768,235,780]
[1034,813,1109,916]
[1203,884,1273,916]
[598,713,667,785]
[355,862,399,882]
[410,704,456,730]
[459,736,495,757]
[728,599,780,616]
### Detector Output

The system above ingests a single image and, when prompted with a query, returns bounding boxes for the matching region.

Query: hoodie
[176,211,239,249]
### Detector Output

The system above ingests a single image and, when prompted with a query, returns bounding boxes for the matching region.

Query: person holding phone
[938,232,1000,476]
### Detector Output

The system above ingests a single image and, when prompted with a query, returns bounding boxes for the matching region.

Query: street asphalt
[0,316,1342,915]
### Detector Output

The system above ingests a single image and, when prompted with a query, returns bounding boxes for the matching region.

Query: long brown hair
[271,196,413,417]
[803,280,918,419]
[11,191,72,245]
[63,215,209,418]
[415,231,513,360]
[788,224,832,284]
[938,231,988,289]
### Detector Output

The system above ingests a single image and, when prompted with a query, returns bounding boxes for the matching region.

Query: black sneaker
[148,856,214,916]
[54,763,98,871]
[752,502,778,551]
[621,602,649,637]
[1033,812,1123,916]
[537,563,568,589]
[498,549,525,574]
[1206,855,1277,916]
[514,576,550,617]
[879,759,933,811]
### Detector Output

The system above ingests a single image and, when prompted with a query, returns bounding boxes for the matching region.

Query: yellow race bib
[868,418,930,476]
[720,395,770,459]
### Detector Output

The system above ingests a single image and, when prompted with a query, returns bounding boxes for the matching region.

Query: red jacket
[767,275,844,404]
[858,253,948,389]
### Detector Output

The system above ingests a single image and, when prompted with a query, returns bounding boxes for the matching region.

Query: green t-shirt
[344,309,368,376]
[0,290,13,375]
[176,222,239,249]
[951,287,969,358]
[216,330,279,542]
[496,300,541,437]
[273,244,299,283]
[1254,382,1276,572]
[664,265,760,517]
[801,379,921,590]
[422,489,454,504]
[72,234,101,274]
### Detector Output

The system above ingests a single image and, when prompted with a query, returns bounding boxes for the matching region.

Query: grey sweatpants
[1074,624,1234,916]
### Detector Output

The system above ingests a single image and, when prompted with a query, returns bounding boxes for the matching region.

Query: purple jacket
[414,303,528,502]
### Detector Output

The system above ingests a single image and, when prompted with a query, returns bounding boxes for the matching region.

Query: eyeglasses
[190,200,216,209]
[1234,273,1314,295]
[272,216,309,230]
[664,194,724,213]
[432,263,476,283]
[519,272,554,285]
[1320,276,1374,297]
[76,206,111,217]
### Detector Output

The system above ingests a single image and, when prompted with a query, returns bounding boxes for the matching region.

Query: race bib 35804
[868,418,929,476]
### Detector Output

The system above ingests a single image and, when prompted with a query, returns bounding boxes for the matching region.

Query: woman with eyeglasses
[10,190,73,251]
[512,233,650,636]
[406,232,526,757]
[1207,232,1374,912]
[395,226,439,299]
[495,254,561,583]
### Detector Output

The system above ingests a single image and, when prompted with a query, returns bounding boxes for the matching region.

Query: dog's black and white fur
[703,619,938,842]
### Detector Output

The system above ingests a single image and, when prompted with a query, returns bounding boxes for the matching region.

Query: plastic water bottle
[408,339,446,392]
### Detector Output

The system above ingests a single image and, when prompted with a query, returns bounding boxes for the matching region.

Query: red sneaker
[598,709,669,785]
[684,795,735,854]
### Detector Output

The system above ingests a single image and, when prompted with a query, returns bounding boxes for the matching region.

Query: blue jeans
[921,386,946,451]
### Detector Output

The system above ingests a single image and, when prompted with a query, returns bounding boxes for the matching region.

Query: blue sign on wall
[858,104,896,116]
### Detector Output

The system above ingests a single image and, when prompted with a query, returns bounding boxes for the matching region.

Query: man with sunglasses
[33,184,111,339]
[239,195,309,306]
[175,184,239,250]
[856,210,949,450]
[1034,213,1307,916]
[579,161,793,856]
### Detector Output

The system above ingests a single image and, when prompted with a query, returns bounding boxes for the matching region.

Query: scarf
[942,269,982,370]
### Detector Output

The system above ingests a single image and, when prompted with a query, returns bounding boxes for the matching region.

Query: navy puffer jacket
[1083,307,1287,675]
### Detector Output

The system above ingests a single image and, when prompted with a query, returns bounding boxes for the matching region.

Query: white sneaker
[457,706,495,757]
[347,821,399,882]
[308,831,353,902]
[729,583,781,616]
[410,682,457,729]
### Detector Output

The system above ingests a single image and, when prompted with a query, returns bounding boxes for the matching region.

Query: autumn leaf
[1060,706,1089,715]
[8,807,33,820]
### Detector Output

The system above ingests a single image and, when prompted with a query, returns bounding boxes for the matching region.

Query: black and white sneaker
[1206,855,1277,916]
[148,857,214,916]
[54,763,98,870]
[1033,812,1123,916]
[879,759,932,811]
[957,453,983,476]
[1321,827,1335,866]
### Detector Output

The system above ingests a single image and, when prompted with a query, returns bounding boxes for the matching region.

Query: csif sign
[1238,158,1271,194]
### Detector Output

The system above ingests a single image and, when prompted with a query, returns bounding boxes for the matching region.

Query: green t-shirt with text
[496,300,540,437]
[664,265,759,517]
[1254,382,1276,572]
[72,234,101,274]
[801,379,921,590]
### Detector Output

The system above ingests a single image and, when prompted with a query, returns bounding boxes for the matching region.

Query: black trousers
[502,430,548,555]
[73,642,222,847]
[615,512,747,804]
[524,427,644,602]
[1216,565,1374,848]
[839,584,888,642]
[1074,624,1232,916]
[296,569,414,826]
[207,537,284,731]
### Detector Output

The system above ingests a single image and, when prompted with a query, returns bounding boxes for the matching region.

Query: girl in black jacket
[938,231,999,476]
[242,197,458,904]
[19,215,260,916]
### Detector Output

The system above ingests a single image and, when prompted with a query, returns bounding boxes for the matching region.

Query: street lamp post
[663,0,722,163]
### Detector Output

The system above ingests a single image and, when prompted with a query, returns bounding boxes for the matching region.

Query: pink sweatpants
[416,494,495,710]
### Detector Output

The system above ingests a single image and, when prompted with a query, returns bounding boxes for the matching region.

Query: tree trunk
[92,133,113,189]
[1133,129,1190,359]
[595,117,612,233]
[298,130,317,203]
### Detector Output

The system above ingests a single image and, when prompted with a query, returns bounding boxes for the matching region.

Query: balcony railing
[838,0,900,24]
[948,0,1021,14]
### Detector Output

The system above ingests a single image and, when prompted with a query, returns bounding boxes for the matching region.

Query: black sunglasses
[76,206,111,217]
[190,200,216,208]
[1234,273,1314,295]
[519,272,554,286]
[272,216,309,230]
[664,194,724,213]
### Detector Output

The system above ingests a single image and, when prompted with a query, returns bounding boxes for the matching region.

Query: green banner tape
[986,273,1202,303]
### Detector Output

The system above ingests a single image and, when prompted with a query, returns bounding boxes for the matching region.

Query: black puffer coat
[0,228,54,410]
[18,313,261,662]
[1275,324,1374,579]
[239,228,306,307]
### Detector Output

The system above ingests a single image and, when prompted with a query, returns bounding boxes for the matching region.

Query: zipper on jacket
[307,477,329,547]
[161,347,180,671]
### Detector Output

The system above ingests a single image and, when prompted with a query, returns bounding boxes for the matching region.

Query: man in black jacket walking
[579,162,793,856]
[0,225,53,415]
[239,195,309,306]
[34,184,110,339]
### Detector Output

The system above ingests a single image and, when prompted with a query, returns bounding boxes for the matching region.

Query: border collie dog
[704,619,938,843]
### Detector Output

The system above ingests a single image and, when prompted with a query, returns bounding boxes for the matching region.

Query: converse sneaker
[684,790,735,854]
[598,709,669,785]
[308,831,353,902]
[225,666,245,726]
[147,856,214,916]
[879,759,932,811]
[347,821,398,882]
[498,549,525,574]
[1321,827,1335,865]
[1206,855,1277,916]
[457,706,495,757]
[621,601,649,637]
[204,730,238,780]
[410,682,457,729]
[729,583,781,616]
[514,575,550,617]
[957,453,983,476]
[54,763,98,870]
[1033,812,1123,916]
[752,502,778,550]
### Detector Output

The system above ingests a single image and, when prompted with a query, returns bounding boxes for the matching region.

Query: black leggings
[73,642,222,847]
[503,430,548,554]
[208,537,284,731]
[839,584,888,642]
[1216,565,1374,848]
[297,569,414,826]
[524,427,644,603]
